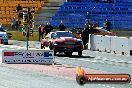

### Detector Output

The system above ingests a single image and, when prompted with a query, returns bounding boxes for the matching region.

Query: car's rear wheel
[65,52,72,56]
[54,51,57,56]
[4,42,8,45]
[49,44,57,56]
[49,43,53,50]
[78,51,82,56]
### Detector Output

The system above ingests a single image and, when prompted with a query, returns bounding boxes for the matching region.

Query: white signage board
[2,50,54,64]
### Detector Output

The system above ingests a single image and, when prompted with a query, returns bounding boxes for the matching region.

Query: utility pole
[26,7,30,50]
[22,7,34,50]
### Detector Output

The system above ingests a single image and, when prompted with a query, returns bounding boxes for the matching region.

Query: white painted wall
[90,35,132,56]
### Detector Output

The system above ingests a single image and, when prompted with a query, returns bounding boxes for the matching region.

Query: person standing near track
[38,24,45,41]
[44,22,53,35]
[81,25,90,49]
[59,21,66,31]
[104,19,112,31]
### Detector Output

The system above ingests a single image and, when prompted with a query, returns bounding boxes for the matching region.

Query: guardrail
[90,35,132,56]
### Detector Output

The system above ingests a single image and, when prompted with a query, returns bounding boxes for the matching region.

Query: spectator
[15,20,21,30]
[89,24,94,34]
[107,0,112,3]
[104,20,112,31]
[59,21,66,31]
[94,0,99,3]
[94,22,99,28]
[44,22,53,35]
[11,17,16,30]
[38,24,45,41]
[81,25,90,49]
[17,4,23,20]
[16,4,22,12]
[16,4,23,30]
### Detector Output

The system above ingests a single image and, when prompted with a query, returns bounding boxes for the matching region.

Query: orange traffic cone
[76,65,86,76]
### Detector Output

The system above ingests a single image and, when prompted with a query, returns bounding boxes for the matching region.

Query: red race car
[41,31,84,56]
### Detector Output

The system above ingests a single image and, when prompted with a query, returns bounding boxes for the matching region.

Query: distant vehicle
[41,31,84,56]
[70,27,116,38]
[0,27,8,44]
[93,27,117,36]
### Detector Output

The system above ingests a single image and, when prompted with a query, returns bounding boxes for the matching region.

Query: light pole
[25,7,31,50]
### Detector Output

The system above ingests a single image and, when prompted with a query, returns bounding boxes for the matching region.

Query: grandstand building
[0,0,132,30]
[0,0,45,29]
[50,0,132,29]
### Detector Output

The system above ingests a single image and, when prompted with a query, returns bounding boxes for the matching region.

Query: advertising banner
[2,50,54,64]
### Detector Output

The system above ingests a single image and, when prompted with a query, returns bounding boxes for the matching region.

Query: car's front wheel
[65,52,72,56]
[78,51,82,56]
[4,42,8,45]
[49,44,57,56]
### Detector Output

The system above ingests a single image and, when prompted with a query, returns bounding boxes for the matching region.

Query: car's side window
[51,33,58,39]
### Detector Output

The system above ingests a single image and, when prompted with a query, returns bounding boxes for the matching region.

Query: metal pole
[27,7,30,50]
[27,30,29,50]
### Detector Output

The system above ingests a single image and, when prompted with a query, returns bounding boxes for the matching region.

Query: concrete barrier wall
[90,35,101,50]
[111,37,129,55]
[128,37,132,56]
[90,35,132,56]
[102,35,111,53]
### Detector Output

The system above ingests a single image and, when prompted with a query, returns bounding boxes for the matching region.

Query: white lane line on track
[101,58,108,61]
[78,58,85,61]
[78,58,98,63]
[98,84,115,88]
[106,85,110,88]
[102,52,107,54]
[94,51,99,53]
[129,65,132,68]
[91,60,97,63]
[94,56,101,59]
[68,58,76,60]
[63,57,68,59]
[77,59,91,62]
[102,84,106,87]
[111,87,115,88]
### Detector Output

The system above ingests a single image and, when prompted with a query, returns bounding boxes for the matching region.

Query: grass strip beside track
[7,30,132,41]
[7,31,41,41]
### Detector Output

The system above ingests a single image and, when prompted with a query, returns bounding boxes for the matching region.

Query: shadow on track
[56,54,95,58]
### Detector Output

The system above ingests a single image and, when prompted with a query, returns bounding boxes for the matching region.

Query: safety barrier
[90,35,132,56]
[2,50,54,64]
[111,37,129,55]
[128,37,132,56]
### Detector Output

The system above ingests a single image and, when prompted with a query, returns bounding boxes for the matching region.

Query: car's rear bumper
[53,45,83,52]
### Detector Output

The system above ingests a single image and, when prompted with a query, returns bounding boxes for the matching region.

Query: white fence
[90,35,132,56]
[2,50,54,64]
